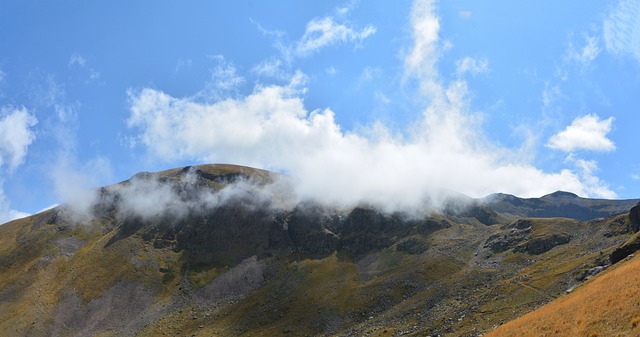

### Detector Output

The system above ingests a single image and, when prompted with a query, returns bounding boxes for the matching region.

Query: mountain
[481,190,639,221]
[0,164,639,336]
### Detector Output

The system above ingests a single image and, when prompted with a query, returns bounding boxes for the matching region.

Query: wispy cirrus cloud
[68,53,101,84]
[455,56,489,77]
[23,73,114,221]
[68,53,87,67]
[569,156,616,199]
[403,0,440,93]
[547,114,615,153]
[174,58,193,74]
[335,0,360,17]
[195,55,245,101]
[295,16,376,56]
[251,4,376,80]
[252,57,286,79]
[603,0,640,63]
[567,35,601,66]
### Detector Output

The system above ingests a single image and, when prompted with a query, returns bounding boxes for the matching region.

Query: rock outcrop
[512,233,571,255]
[630,202,640,229]
[609,203,640,264]
[485,219,571,255]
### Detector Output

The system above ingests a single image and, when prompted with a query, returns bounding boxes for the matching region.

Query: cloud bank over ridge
[125,0,615,212]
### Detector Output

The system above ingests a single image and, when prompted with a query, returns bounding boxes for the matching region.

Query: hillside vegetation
[0,164,638,336]
[485,253,640,337]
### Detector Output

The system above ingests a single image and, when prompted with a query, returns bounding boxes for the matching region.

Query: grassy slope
[485,253,640,337]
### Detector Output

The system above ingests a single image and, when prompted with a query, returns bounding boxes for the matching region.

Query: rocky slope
[0,164,638,336]
[485,225,640,336]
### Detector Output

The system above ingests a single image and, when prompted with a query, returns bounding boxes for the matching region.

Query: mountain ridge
[0,163,639,336]
[480,189,638,221]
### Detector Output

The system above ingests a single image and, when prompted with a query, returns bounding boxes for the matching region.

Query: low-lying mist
[57,165,470,225]
[67,169,290,223]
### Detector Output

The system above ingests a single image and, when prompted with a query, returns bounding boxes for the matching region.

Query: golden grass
[528,218,581,234]
[0,218,23,255]
[485,254,640,337]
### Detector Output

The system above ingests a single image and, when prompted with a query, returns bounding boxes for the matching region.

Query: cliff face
[630,202,640,227]
[0,164,638,337]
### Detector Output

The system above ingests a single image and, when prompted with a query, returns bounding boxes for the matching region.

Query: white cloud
[547,114,615,152]
[127,74,310,165]
[0,68,5,83]
[603,0,640,63]
[0,180,31,225]
[208,55,244,90]
[125,0,617,205]
[51,156,113,220]
[567,157,616,199]
[127,75,615,207]
[403,0,441,94]
[0,106,37,224]
[0,107,38,172]
[455,56,489,76]
[0,205,30,225]
[295,16,376,56]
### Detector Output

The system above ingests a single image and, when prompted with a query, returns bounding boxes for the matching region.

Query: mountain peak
[542,191,580,199]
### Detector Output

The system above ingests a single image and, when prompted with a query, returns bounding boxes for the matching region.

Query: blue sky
[1,0,640,223]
